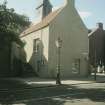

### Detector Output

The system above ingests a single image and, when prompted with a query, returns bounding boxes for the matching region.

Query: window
[72,58,80,74]
[33,38,40,53]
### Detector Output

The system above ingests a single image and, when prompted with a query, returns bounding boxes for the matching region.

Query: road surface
[0,82,105,105]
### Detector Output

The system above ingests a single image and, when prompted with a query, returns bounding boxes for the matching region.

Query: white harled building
[20,0,89,78]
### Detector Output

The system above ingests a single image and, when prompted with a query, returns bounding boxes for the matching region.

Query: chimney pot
[96,23,103,29]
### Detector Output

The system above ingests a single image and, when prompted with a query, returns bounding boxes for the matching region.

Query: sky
[1,0,105,29]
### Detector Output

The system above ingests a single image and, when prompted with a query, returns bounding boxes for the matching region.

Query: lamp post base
[56,73,61,85]
[94,71,97,81]
[94,67,97,81]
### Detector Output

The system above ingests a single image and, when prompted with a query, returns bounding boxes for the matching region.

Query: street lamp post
[94,37,97,81]
[94,50,97,80]
[55,37,62,85]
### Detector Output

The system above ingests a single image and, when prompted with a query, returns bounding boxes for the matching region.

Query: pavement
[2,73,105,88]
[0,80,105,105]
[0,74,105,105]
[20,73,105,86]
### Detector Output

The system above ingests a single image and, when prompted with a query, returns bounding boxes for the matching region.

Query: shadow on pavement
[0,76,105,105]
[0,78,34,90]
[0,84,105,105]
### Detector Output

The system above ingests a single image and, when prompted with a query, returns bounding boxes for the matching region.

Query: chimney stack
[96,23,103,29]
[36,0,52,20]
[64,0,75,6]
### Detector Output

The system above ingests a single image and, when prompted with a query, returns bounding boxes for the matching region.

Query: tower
[36,0,52,20]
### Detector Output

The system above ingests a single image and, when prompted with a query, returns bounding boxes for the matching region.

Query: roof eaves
[20,7,64,38]
[88,28,98,37]
[20,24,49,38]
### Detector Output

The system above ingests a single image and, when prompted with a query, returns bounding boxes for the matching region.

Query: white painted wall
[21,26,49,76]
[48,1,88,78]
[20,0,88,78]
[21,31,41,62]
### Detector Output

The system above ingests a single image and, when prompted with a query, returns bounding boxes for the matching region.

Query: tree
[0,0,30,32]
[0,0,30,47]
[0,0,30,76]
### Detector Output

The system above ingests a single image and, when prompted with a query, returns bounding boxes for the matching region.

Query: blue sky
[1,0,105,29]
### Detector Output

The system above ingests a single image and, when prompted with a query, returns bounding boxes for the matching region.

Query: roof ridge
[20,7,63,37]
[88,28,98,37]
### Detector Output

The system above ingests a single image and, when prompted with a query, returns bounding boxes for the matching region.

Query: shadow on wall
[12,46,38,77]
[0,48,10,77]
[29,40,48,77]
[11,46,27,77]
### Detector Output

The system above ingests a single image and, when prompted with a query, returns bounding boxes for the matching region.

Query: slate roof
[88,28,105,37]
[20,8,63,37]
[88,28,98,37]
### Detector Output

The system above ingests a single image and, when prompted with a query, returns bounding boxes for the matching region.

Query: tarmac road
[0,82,105,105]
